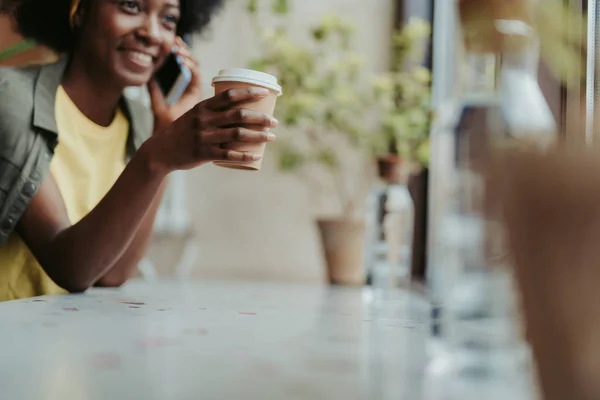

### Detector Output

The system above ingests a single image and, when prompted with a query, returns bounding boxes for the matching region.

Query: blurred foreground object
[427,0,560,397]
[499,147,600,400]
[458,0,587,88]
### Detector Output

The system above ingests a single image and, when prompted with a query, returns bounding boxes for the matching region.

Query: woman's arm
[18,143,165,292]
[16,87,277,292]
[94,180,167,287]
[95,38,198,286]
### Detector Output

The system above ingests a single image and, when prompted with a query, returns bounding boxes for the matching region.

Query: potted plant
[246,0,432,285]
[376,18,432,282]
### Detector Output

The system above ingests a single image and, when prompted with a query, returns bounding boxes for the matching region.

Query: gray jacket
[0,57,153,246]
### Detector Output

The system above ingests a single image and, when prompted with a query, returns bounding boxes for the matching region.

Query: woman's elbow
[66,284,90,294]
[49,269,96,293]
[94,275,127,288]
[57,277,92,294]
[46,262,129,291]
[63,276,125,292]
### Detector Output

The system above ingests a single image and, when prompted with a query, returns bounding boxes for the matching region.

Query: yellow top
[0,85,129,301]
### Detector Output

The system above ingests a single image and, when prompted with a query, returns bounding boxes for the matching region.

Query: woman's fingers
[210,148,263,162]
[204,87,270,111]
[165,37,202,112]
[175,55,202,103]
[174,38,196,66]
[174,37,199,88]
[175,37,191,53]
[194,146,262,162]
[200,127,276,144]
[179,56,200,90]
[178,54,198,73]
[209,108,278,129]
[148,79,167,113]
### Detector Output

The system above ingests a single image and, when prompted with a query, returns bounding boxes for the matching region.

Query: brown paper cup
[211,69,282,171]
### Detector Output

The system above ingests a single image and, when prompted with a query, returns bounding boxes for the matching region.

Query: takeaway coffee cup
[211,68,283,171]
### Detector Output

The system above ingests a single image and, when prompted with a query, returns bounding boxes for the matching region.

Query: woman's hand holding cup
[144,86,278,174]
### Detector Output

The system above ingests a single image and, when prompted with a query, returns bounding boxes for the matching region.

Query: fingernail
[252,153,263,161]
[267,133,276,141]
[172,45,178,53]
[270,118,279,127]
[253,88,270,96]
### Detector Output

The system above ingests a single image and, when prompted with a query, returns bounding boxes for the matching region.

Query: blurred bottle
[427,49,498,338]
[364,155,402,287]
[363,183,387,286]
[372,174,414,302]
[384,182,413,283]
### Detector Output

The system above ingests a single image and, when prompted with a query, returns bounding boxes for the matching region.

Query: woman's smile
[119,48,157,72]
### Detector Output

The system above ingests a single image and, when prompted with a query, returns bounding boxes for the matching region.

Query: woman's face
[77,0,180,87]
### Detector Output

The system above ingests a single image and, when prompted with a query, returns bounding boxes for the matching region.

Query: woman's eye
[163,14,179,29]
[119,0,141,13]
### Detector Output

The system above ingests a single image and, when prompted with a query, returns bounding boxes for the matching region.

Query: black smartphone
[155,35,193,105]
[155,51,192,105]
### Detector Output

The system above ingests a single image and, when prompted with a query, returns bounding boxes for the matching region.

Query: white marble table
[0,280,430,400]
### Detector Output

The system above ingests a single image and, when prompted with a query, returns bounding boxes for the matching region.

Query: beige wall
[148,0,394,283]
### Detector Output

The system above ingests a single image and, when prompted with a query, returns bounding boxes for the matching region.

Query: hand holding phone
[155,49,192,105]
[148,37,202,135]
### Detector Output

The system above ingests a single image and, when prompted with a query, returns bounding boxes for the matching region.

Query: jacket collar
[32,57,65,134]
[32,56,151,151]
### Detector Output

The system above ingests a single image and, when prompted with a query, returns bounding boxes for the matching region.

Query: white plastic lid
[211,68,283,96]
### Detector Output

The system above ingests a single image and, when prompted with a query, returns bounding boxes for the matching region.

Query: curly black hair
[2,0,224,53]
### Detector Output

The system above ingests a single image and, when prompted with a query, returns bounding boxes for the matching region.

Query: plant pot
[376,154,402,182]
[317,218,365,286]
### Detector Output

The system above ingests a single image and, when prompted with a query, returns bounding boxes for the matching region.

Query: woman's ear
[72,7,85,29]
[69,0,85,30]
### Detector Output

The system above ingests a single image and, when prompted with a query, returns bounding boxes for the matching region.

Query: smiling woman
[0,0,280,301]
[11,0,222,86]
[11,0,222,53]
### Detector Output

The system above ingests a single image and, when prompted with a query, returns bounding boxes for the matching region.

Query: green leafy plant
[377,18,432,167]
[246,0,432,217]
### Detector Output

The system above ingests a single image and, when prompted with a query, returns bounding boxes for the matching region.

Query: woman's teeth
[129,51,152,65]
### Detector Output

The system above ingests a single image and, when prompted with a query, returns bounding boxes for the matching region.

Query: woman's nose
[137,15,162,45]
